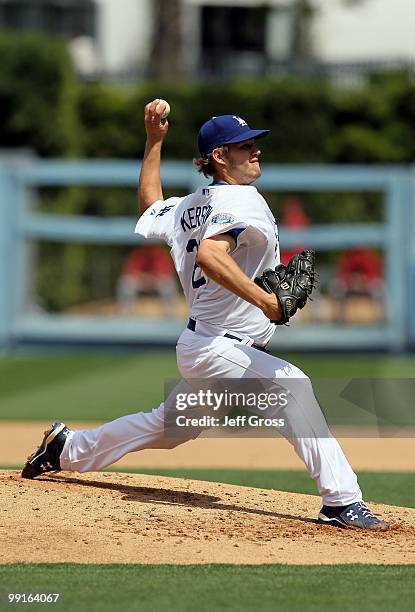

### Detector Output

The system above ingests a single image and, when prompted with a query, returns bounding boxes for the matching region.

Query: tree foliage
[1,34,414,310]
[0,33,80,156]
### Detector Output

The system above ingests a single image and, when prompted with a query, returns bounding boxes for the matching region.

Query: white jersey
[135,184,280,345]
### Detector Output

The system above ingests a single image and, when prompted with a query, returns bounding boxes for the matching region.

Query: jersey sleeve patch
[210,212,237,225]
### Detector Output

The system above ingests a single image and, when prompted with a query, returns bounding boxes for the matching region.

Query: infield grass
[0,564,414,612]
[1,352,415,421]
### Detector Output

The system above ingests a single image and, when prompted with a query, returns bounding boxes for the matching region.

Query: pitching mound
[1,470,414,565]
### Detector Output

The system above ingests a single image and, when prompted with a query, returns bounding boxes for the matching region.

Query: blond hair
[193,145,229,178]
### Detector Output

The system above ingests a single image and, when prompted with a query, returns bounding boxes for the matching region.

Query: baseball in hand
[156,99,170,119]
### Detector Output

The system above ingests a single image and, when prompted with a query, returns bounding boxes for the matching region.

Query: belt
[187,318,270,354]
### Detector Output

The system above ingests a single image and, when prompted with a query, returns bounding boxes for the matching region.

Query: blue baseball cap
[197,115,270,156]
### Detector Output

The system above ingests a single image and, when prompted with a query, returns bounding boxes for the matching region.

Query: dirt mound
[1,470,414,565]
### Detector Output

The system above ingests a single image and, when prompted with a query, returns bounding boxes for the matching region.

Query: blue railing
[0,160,414,351]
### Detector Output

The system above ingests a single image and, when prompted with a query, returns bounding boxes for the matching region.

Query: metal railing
[0,159,413,351]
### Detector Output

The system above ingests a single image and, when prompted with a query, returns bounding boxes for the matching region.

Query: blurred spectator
[336,247,383,296]
[332,247,384,323]
[117,244,178,315]
[279,197,310,265]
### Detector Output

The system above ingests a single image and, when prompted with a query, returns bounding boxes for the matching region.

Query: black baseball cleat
[21,421,71,479]
[318,501,389,531]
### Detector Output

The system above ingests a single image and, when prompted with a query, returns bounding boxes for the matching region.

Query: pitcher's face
[222,139,262,184]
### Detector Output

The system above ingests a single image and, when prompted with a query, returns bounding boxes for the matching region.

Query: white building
[93,0,152,75]
[93,0,415,75]
[2,0,414,77]
[314,0,415,62]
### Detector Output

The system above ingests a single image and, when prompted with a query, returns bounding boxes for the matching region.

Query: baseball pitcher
[22,100,388,531]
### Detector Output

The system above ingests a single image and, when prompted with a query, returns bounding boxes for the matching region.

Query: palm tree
[149,0,182,81]
[290,0,316,61]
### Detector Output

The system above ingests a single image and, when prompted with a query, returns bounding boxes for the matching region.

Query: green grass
[1,352,415,421]
[0,352,178,420]
[0,564,414,612]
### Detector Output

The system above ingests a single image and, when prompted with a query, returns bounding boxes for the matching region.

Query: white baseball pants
[60,327,362,506]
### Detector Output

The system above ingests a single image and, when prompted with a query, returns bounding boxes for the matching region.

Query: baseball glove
[255,250,316,325]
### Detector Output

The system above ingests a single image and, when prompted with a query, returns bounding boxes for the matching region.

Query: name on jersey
[181,205,213,232]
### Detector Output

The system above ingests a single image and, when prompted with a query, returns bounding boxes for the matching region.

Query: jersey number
[186,239,206,289]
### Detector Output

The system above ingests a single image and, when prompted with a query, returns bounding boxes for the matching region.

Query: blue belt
[187,318,270,354]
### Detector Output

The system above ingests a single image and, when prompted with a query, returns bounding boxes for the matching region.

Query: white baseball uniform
[60,184,362,506]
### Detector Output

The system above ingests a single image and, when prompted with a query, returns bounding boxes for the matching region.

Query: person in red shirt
[336,247,383,296]
[333,247,384,322]
[279,197,310,265]
[117,244,178,314]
